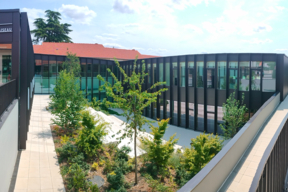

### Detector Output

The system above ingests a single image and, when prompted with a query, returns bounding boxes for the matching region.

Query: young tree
[141,119,178,173]
[49,53,85,133]
[220,92,248,139]
[49,71,86,133]
[62,52,81,77]
[97,58,167,184]
[31,10,72,44]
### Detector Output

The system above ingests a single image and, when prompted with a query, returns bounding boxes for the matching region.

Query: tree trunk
[134,127,138,184]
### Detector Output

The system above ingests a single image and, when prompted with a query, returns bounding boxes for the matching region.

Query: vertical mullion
[177,56,181,126]
[170,57,173,123]
[214,55,218,134]
[156,58,160,119]
[204,55,207,132]
[185,56,189,128]
[194,56,197,130]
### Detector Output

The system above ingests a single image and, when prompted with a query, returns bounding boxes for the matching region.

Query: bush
[107,168,126,192]
[56,141,78,163]
[113,159,132,175]
[174,165,190,187]
[141,119,178,172]
[69,153,90,171]
[60,135,69,145]
[76,111,109,158]
[144,174,173,192]
[66,163,89,191]
[103,159,114,174]
[183,133,223,177]
[167,149,183,169]
[49,70,86,133]
[220,92,248,139]
[89,183,100,192]
[92,162,99,171]
[115,146,131,161]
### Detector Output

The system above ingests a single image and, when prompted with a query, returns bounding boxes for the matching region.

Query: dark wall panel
[197,89,204,104]
[207,89,215,105]
[217,90,226,106]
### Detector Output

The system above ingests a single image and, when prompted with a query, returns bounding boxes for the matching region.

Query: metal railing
[249,113,288,192]
[0,79,16,118]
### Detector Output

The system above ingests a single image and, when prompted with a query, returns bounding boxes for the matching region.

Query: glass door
[251,70,261,91]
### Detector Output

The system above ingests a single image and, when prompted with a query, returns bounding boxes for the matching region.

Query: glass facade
[34,53,280,134]
[0,44,12,85]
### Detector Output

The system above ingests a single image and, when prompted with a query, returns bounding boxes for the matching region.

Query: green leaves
[96,57,168,184]
[141,119,179,173]
[220,92,248,139]
[31,10,72,44]
[76,111,109,158]
[183,133,223,177]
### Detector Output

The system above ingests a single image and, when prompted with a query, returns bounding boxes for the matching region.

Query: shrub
[89,183,100,192]
[49,70,86,133]
[60,135,69,145]
[144,174,173,192]
[183,133,223,177]
[174,165,190,187]
[103,159,114,174]
[167,149,183,169]
[76,111,109,158]
[69,153,90,171]
[107,168,126,191]
[99,159,105,167]
[66,163,89,191]
[56,141,78,163]
[220,92,248,139]
[141,119,178,172]
[113,159,133,175]
[115,145,131,161]
[92,162,99,171]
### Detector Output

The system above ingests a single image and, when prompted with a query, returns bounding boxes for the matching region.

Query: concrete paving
[13,95,65,192]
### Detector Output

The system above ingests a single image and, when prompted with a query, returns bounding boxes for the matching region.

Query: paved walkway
[220,95,288,192]
[13,95,65,192]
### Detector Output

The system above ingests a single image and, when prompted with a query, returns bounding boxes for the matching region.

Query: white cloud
[59,4,96,25]
[112,0,139,14]
[253,24,272,33]
[275,49,288,52]
[264,6,285,13]
[184,24,203,34]
[242,38,273,44]
[102,33,118,37]
[94,35,117,41]
[103,43,126,49]
[22,8,45,30]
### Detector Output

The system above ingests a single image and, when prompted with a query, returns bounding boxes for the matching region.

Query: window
[262,61,276,92]
[207,62,215,88]
[239,62,250,91]
[251,70,261,91]
[153,63,156,83]
[229,62,238,89]
[180,62,185,87]
[165,62,170,86]
[147,63,151,83]
[217,61,226,90]
[197,62,204,88]
[159,63,163,82]
[188,62,194,87]
[173,62,178,86]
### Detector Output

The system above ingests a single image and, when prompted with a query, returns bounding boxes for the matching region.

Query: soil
[50,124,178,192]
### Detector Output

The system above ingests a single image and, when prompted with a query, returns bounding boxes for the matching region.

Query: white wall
[0,100,18,192]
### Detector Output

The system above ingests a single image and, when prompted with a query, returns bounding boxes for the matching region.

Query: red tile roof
[0,44,12,49]
[33,42,157,60]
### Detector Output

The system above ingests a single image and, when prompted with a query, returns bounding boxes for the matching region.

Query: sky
[2,0,288,56]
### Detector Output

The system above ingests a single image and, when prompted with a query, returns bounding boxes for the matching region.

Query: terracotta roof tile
[33,42,157,60]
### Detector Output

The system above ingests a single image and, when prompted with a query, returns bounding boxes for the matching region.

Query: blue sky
[2,0,288,56]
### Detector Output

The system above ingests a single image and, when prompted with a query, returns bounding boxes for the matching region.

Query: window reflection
[0,44,12,85]
[217,61,226,90]
[180,62,185,87]
[173,62,177,86]
[188,62,194,87]
[229,62,238,89]
[239,62,250,91]
[262,61,276,92]
[197,62,204,88]
[165,62,170,86]
[207,61,215,88]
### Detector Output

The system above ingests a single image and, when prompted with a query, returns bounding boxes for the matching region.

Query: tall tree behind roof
[31,10,72,44]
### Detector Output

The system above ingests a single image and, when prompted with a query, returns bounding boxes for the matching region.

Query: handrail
[177,92,280,192]
[0,79,17,118]
[249,113,288,192]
